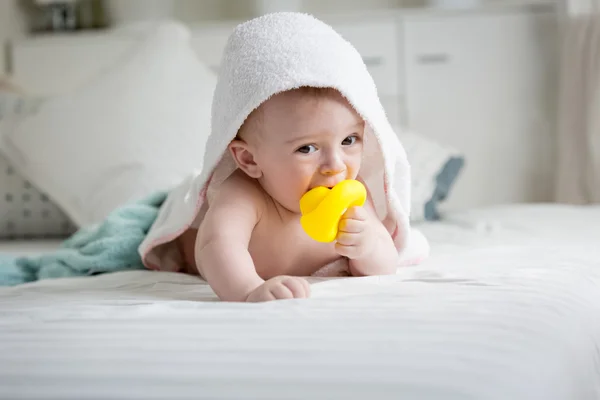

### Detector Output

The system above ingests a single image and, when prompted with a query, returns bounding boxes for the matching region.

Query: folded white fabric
[0,22,216,228]
[140,12,430,271]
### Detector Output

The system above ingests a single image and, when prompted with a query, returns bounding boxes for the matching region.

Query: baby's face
[249,89,364,213]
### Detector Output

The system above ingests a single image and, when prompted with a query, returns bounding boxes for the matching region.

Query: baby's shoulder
[209,170,268,213]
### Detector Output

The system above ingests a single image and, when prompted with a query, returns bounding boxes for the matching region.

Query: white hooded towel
[138,12,429,273]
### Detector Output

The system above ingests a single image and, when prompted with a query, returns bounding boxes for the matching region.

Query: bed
[1,204,599,399]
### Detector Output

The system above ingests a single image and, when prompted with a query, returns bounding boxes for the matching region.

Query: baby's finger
[335,242,359,259]
[343,206,368,221]
[336,231,359,246]
[338,218,363,233]
[283,278,310,298]
[299,278,311,297]
[270,283,294,300]
[247,287,276,302]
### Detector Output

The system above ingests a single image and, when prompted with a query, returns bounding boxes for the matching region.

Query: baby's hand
[245,276,311,302]
[335,206,377,260]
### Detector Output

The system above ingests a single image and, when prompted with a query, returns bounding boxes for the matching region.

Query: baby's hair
[293,86,339,97]
[236,86,340,141]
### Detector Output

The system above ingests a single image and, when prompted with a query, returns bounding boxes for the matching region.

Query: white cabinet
[333,19,401,98]
[331,17,404,125]
[401,9,558,211]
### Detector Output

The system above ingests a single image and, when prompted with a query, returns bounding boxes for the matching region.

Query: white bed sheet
[1,204,600,400]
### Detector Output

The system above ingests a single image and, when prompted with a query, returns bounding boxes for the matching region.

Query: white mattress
[1,204,600,400]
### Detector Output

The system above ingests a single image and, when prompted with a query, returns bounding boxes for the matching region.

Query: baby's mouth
[308,185,333,191]
[309,182,343,192]
[307,178,349,193]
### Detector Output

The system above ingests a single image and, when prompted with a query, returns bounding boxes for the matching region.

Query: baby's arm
[194,175,265,302]
[194,174,310,302]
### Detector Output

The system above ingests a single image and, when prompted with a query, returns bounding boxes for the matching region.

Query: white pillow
[397,129,464,221]
[0,90,76,238]
[0,22,216,227]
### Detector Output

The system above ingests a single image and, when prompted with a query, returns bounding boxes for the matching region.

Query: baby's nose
[320,152,346,175]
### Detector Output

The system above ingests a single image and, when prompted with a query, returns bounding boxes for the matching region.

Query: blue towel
[0,191,168,286]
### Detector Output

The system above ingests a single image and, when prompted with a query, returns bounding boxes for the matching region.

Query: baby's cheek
[348,164,361,180]
[290,165,315,185]
[278,171,310,205]
[348,152,362,175]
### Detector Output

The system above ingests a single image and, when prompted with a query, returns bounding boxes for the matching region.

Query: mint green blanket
[0,191,167,286]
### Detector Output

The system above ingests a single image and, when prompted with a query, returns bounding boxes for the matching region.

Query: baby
[175,87,399,302]
[138,12,427,302]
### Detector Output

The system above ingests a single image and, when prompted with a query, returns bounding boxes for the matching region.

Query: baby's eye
[342,135,358,146]
[296,144,317,154]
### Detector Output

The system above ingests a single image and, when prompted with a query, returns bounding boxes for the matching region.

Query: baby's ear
[228,139,262,179]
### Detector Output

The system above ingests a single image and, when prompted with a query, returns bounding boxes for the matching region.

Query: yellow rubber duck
[299,179,367,243]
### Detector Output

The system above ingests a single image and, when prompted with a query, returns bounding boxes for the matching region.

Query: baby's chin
[282,203,303,215]
[272,196,303,214]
